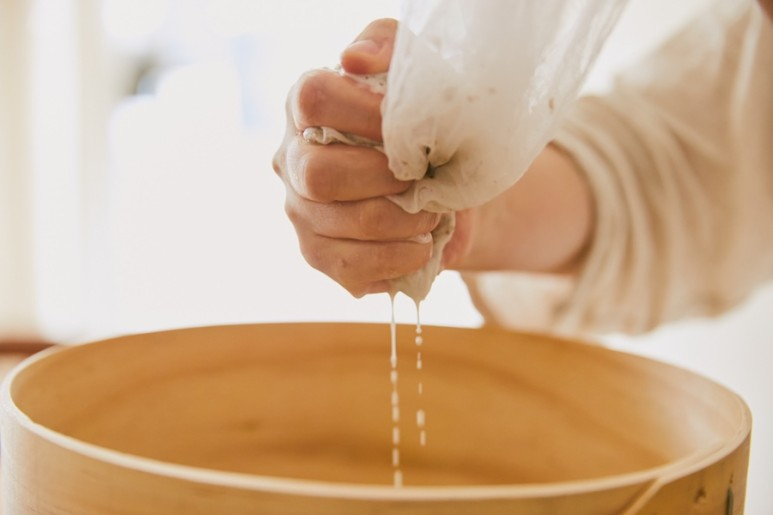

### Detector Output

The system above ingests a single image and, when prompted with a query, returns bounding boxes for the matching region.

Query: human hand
[273,19,451,297]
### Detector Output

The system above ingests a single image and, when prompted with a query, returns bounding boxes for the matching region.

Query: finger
[297,231,433,297]
[441,209,475,270]
[340,18,397,76]
[284,138,408,202]
[285,188,440,242]
[290,69,382,141]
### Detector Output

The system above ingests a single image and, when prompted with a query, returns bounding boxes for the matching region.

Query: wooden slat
[0,340,56,514]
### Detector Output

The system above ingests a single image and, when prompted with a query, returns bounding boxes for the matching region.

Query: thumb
[340,18,396,76]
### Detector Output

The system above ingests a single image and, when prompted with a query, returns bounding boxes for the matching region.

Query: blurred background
[0,0,770,512]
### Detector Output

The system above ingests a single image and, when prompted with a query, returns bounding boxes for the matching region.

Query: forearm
[458,2,773,335]
[452,144,594,275]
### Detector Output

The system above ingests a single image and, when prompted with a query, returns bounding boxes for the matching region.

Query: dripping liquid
[388,296,429,488]
[415,302,426,448]
[389,294,402,487]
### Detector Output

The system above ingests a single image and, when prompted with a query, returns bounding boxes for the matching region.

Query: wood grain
[0,324,750,514]
[0,340,56,514]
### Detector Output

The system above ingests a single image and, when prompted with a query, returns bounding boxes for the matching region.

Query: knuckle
[272,147,285,178]
[283,193,312,233]
[283,197,302,228]
[297,235,328,274]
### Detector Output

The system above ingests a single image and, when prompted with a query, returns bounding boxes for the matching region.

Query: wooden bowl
[1,323,750,514]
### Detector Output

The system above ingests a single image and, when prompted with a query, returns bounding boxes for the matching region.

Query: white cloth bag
[382,0,626,301]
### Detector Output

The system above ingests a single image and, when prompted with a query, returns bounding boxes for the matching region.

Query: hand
[272,19,444,297]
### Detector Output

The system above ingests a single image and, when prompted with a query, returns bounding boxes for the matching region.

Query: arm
[448,145,593,275]
[467,1,773,334]
[275,4,773,334]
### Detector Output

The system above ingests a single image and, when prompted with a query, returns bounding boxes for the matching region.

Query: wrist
[440,144,594,275]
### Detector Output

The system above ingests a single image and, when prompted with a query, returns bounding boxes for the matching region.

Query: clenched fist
[272,19,448,297]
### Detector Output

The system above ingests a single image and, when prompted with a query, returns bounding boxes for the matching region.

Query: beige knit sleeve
[464,1,773,335]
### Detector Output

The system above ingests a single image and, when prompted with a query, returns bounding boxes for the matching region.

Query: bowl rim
[0,323,753,502]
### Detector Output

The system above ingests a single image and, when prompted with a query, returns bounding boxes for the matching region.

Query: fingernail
[410,233,433,244]
[346,39,380,55]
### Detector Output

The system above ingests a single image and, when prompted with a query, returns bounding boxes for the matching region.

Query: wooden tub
[0,323,750,514]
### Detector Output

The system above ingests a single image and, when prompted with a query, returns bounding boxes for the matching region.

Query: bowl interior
[8,323,744,487]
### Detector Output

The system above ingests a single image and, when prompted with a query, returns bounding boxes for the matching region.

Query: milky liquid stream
[415,303,426,448]
[389,294,402,488]
[389,295,429,488]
